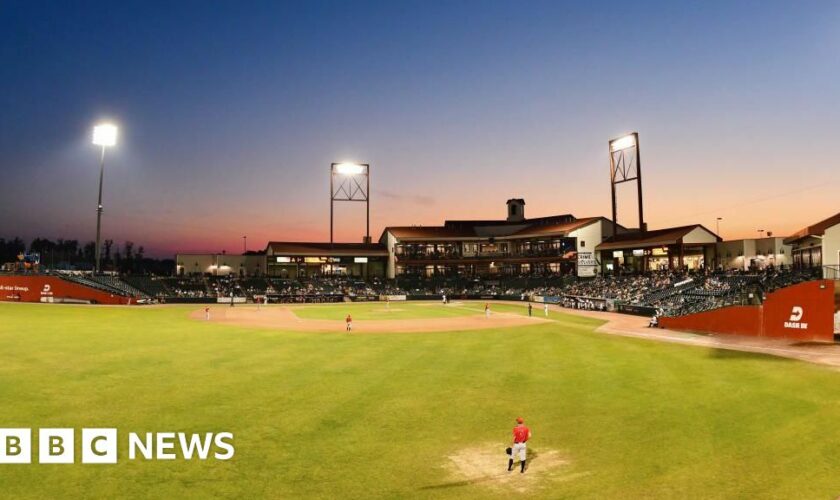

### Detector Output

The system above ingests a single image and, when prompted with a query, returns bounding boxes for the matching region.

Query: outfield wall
[0,276,129,305]
[659,280,835,342]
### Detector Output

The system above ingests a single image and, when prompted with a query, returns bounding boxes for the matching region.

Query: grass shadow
[707,348,794,362]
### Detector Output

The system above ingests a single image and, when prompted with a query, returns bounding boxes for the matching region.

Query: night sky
[2,1,839,256]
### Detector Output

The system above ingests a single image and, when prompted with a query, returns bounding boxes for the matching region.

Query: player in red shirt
[346,314,352,332]
[508,417,531,473]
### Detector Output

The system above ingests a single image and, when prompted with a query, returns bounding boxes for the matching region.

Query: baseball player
[346,314,353,332]
[485,303,491,318]
[508,417,531,473]
[528,303,532,317]
[442,293,447,305]
[544,303,549,317]
[204,306,210,321]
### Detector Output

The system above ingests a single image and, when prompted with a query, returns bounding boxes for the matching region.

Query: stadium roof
[382,216,610,241]
[783,212,840,244]
[381,226,473,239]
[596,224,720,251]
[265,242,388,257]
[507,217,605,238]
[443,214,575,227]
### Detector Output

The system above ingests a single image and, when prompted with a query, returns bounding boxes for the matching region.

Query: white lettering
[178,433,213,460]
[156,432,176,460]
[213,432,235,460]
[128,433,153,460]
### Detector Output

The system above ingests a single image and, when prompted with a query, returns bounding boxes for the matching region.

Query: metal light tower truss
[330,163,370,244]
[608,132,645,237]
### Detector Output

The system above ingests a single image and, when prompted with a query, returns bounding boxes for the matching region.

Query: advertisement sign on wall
[577,251,597,277]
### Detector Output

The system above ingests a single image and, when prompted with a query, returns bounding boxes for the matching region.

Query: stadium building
[175,252,265,277]
[785,211,840,278]
[716,236,792,271]
[378,199,620,279]
[264,242,387,279]
[594,225,721,273]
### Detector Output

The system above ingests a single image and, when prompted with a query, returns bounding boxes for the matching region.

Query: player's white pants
[511,442,526,461]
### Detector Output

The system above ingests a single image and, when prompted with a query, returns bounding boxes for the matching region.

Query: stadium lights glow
[334,163,366,175]
[609,134,636,152]
[92,123,118,147]
[92,122,119,274]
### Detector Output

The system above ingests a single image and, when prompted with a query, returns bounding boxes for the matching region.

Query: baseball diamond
[3,300,840,498]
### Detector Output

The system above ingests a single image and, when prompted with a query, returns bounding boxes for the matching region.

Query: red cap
[516,417,524,424]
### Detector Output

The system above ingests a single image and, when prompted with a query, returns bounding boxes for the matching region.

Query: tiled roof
[596,225,717,251]
[784,212,840,244]
[507,217,602,238]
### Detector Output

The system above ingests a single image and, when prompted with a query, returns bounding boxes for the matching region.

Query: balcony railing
[395,249,570,261]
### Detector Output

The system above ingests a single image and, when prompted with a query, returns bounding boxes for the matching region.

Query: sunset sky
[2,1,839,257]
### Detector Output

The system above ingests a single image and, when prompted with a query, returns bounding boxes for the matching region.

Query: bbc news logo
[0,429,234,464]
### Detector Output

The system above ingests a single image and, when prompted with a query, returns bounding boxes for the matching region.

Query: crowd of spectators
[38,266,824,317]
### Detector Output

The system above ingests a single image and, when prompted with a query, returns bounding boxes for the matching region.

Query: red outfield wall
[0,276,130,305]
[659,280,836,342]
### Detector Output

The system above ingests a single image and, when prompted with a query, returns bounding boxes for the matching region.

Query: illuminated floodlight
[334,163,366,175]
[609,133,636,152]
[92,123,118,147]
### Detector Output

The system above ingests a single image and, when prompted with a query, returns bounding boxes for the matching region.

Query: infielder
[204,306,210,321]
[544,303,549,317]
[485,303,491,318]
[345,314,353,332]
[508,417,531,473]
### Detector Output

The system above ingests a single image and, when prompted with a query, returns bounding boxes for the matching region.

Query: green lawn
[2,301,840,498]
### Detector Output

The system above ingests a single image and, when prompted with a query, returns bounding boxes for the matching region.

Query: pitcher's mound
[431,443,582,494]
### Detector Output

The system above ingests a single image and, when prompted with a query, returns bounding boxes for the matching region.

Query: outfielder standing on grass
[544,302,549,317]
[528,303,532,316]
[508,417,531,473]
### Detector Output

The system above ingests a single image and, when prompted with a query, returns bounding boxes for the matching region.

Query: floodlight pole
[366,168,370,241]
[634,133,644,233]
[94,145,106,274]
[329,163,370,246]
[608,132,645,237]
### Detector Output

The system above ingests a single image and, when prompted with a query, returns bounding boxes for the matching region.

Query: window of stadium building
[794,248,822,268]
[480,243,497,254]
[681,255,705,270]
[647,256,669,271]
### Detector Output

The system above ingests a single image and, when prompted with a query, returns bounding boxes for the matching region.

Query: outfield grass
[2,301,840,498]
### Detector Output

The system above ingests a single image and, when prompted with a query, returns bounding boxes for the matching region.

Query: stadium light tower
[608,132,645,238]
[330,162,370,244]
[92,123,118,274]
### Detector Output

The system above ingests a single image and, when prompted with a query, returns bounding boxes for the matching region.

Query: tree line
[0,237,174,275]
